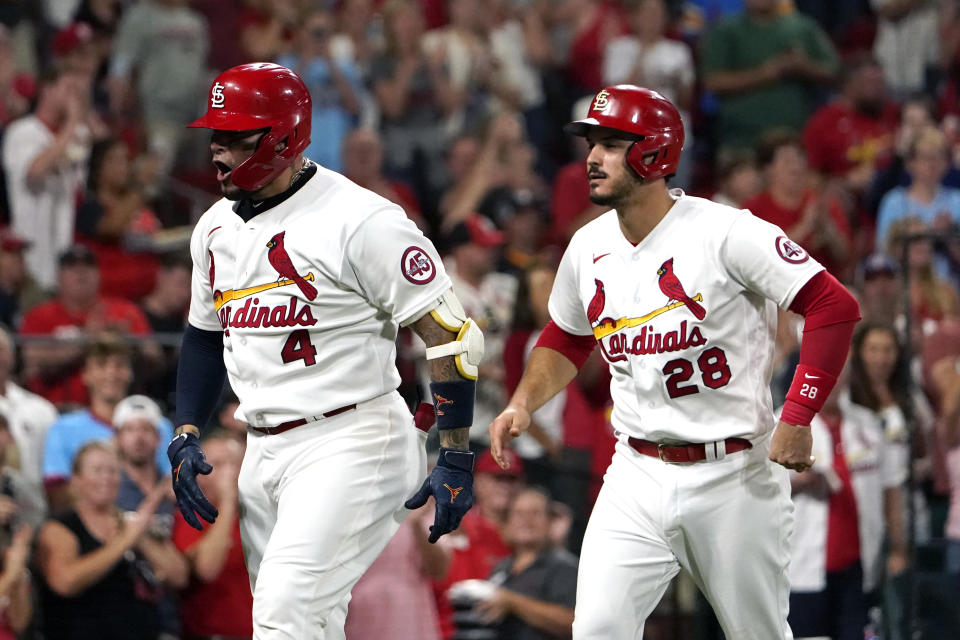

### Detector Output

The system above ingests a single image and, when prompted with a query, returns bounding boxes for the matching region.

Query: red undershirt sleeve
[781,271,861,425]
[535,320,596,369]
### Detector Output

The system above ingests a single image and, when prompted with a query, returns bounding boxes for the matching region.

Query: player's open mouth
[214,161,232,181]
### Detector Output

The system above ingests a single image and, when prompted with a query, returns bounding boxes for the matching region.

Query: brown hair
[754,130,804,169]
[84,333,133,365]
[70,440,117,476]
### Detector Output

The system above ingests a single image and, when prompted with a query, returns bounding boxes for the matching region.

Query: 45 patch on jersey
[402,246,436,284]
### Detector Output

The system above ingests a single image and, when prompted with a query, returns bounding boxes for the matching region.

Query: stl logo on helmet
[401,246,436,285]
[211,82,226,109]
[592,89,611,112]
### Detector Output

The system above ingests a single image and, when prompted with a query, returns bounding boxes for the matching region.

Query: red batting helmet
[564,85,684,181]
[188,63,312,192]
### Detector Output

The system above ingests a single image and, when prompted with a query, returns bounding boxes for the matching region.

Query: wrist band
[783,364,837,426]
[438,447,475,472]
[429,380,476,430]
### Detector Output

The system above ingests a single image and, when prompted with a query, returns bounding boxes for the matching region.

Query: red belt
[627,436,752,463]
[251,404,357,435]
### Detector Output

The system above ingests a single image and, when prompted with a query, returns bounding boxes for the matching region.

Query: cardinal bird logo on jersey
[586,279,606,326]
[657,258,706,320]
[266,232,318,300]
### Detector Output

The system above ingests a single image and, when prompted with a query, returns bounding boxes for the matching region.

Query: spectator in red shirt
[433,449,520,639]
[803,54,899,195]
[75,138,161,301]
[559,0,628,93]
[19,245,153,408]
[550,108,606,245]
[172,432,253,640]
[744,131,853,278]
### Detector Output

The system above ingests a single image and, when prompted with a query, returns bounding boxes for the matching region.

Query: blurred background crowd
[0,0,959,638]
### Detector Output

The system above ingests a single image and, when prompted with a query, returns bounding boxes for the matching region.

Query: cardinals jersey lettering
[188,165,451,428]
[549,189,823,442]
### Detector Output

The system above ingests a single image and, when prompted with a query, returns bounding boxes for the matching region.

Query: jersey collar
[232,161,318,222]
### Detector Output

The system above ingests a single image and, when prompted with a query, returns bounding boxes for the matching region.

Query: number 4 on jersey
[281,329,317,366]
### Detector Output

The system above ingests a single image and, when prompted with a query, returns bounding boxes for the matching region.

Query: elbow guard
[423,289,485,380]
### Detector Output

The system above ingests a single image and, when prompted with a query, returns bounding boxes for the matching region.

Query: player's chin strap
[423,289,485,380]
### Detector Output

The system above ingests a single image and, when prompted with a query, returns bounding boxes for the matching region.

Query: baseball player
[167,63,482,640]
[489,85,861,639]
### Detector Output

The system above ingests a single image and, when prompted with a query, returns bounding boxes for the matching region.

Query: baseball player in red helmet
[169,63,485,639]
[489,85,861,638]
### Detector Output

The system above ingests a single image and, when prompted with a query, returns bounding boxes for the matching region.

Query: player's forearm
[702,67,777,94]
[509,347,578,415]
[46,535,134,596]
[411,312,474,450]
[174,325,226,433]
[440,427,470,451]
[502,590,575,637]
[189,511,236,582]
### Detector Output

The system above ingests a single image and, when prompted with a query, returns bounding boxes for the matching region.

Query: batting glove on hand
[168,432,218,530]
[405,447,475,543]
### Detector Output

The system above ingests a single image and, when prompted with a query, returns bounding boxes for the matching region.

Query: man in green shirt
[701,0,840,154]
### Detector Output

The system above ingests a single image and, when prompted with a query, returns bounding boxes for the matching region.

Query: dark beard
[588,191,623,206]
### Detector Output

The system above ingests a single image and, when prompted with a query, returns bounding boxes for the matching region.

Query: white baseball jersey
[187,164,451,428]
[549,189,823,443]
[788,395,908,593]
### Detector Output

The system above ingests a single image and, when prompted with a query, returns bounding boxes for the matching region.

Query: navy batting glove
[168,432,218,530]
[405,447,475,543]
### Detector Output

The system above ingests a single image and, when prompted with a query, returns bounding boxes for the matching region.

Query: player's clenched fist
[769,420,815,472]
[405,448,475,543]
[168,431,219,530]
[489,407,531,470]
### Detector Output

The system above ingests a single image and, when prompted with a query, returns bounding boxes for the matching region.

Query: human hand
[0,495,19,525]
[476,588,513,625]
[933,211,956,232]
[168,431,218,530]
[769,420,815,472]
[404,447,475,543]
[215,460,240,504]
[489,111,523,147]
[888,549,909,576]
[489,406,530,468]
[123,482,168,544]
[4,524,32,574]
[426,42,448,73]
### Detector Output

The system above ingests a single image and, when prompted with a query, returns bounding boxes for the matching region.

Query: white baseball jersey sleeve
[548,190,824,443]
[187,165,451,429]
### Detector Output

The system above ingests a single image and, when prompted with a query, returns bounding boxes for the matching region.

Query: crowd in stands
[0,0,958,638]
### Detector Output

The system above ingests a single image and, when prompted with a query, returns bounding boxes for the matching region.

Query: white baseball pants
[573,435,795,640]
[237,392,427,640]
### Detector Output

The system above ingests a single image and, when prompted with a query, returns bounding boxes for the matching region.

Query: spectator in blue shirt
[276,8,363,173]
[876,126,960,279]
[42,337,172,514]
